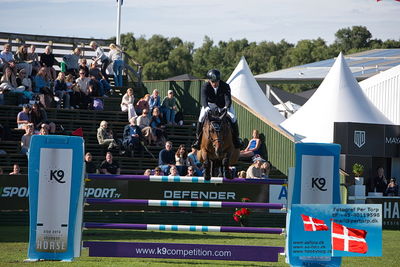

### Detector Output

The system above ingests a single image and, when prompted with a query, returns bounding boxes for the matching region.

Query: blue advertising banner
[289,204,382,257]
[286,143,342,267]
[27,135,84,261]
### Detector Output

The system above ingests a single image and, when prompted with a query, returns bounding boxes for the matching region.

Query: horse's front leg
[222,156,232,179]
[203,159,211,181]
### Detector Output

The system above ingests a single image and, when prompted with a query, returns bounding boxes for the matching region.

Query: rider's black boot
[192,122,203,150]
[232,121,241,149]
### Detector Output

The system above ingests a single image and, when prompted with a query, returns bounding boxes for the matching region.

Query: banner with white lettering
[27,135,84,261]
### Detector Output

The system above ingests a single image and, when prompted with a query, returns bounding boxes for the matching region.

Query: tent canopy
[280,52,393,143]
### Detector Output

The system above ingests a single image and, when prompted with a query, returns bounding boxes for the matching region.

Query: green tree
[334,26,372,52]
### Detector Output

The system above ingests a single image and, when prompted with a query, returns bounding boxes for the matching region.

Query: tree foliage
[118,26,400,89]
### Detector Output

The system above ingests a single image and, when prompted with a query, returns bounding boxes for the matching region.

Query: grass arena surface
[0,226,399,266]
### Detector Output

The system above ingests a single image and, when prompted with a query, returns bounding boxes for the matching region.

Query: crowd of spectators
[1,42,275,180]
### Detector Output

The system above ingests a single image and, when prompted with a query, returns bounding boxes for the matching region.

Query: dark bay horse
[198,109,239,180]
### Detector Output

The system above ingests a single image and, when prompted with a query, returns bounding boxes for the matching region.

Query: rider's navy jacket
[200,80,232,109]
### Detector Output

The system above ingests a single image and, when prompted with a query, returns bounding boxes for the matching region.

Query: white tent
[359,64,400,125]
[280,52,393,143]
[227,57,285,126]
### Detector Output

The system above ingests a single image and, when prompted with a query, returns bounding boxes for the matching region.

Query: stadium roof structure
[165,74,199,81]
[280,52,393,143]
[255,49,400,83]
[227,57,285,126]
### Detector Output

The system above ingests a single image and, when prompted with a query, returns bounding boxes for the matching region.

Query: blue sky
[1,0,399,47]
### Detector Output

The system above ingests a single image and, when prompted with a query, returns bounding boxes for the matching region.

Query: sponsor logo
[84,187,121,198]
[164,190,236,200]
[385,137,400,145]
[311,177,327,191]
[354,130,366,148]
[50,169,65,183]
[1,186,29,197]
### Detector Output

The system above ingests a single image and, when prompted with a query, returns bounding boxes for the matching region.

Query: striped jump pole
[86,198,285,209]
[87,174,287,185]
[84,222,284,234]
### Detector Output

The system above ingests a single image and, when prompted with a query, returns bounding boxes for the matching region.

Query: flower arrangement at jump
[233,197,251,227]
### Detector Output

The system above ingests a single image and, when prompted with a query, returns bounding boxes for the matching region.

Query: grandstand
[0,32,293,227]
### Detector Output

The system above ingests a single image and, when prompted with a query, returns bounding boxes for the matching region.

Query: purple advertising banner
[83,241,284,262]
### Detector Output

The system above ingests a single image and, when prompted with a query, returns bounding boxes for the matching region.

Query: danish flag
[331,222,368,254]
[301,214,328,231]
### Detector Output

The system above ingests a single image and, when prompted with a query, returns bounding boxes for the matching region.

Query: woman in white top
[120,87,137,121]
[108,43,124,87]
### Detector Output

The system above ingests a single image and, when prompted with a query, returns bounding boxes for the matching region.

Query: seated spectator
[39,46,57,81]
[27,44,40,76]
[85,152,98,174]
[87,84,103,110]
[186,166,196,177]
[30,103,56,133]
[15,45,33,77]
[66,74,81,109]
[16,104,31,129]
[150,107,166,146]
[9,164,21,175]
[79,58,89,77]
[385,178,399,196]
[158,141,175,174]
[89,62,102,81]
[122,117,143,157]
[99,74,111,96]
[39,123,50,135]
[149,89,161,112]
[1,44,17,74]
[137,108,154,145]
[187,146,203,176]
[21,123,34,155]
[175,144,189,176]
[63,47,81,78]
[97,120,120,151]
[169,166,178,177]
[76,69,91,108]
[33,67,53,108]
[99,152,120,175]
[154,166,163,176]
[144,169,151,176]
[54,72,71,109]
[369,166,388,194]
[120,88,137,121]
[161,90,177,125]
[135,94,150,115]
[1,66,24,93]
[261,161,271,178]
[246,156,266,178]
[240,129,261,158]
[16,69,34,105]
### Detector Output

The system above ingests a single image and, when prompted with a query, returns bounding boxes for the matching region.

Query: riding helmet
[207,69,221,82]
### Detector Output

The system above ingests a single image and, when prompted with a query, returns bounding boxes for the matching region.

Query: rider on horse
[192,69,241,149]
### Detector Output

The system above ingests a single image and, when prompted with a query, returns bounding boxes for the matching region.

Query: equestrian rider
[192,69,241,149]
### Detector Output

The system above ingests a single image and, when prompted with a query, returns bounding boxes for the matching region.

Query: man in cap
[192,69,241,149]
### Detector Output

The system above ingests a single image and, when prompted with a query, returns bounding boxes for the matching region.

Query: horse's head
[206,109,228,158]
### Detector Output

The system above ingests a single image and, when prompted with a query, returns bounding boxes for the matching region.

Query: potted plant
[233,197,251,227]
[352,163,364,185]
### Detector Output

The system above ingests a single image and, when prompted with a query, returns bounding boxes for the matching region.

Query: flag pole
[116,0,122,45]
